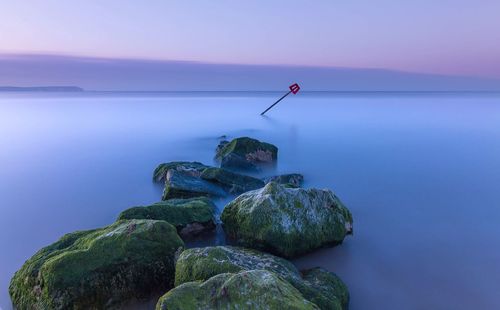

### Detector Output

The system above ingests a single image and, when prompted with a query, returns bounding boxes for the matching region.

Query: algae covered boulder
[215,137,278,170]
[157,270,318,310]
[174,246,349,310]
[221,182,353,258]
[117,197,216,237]
[162,169,226,200]
[9,219,184,310]
[300,267,350,310]
[174,246,300,287]
[200,167,265,194]
[153,161,209,182]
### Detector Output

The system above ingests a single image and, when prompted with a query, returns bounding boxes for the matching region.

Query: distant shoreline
[0,86,84,92]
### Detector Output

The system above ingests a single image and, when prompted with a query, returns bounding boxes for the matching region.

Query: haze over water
[1,91,499,309]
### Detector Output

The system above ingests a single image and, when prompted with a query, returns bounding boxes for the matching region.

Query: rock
[174,246,300,287]
[215,137,278,170]
[117,197,216,238]
[300,268,350,310]
[215,139,229,154]
[153,161,209,183]
[221,182,353,258]
[9,219,184,310]
[200,167,265,194]
[174,246,349,310]
[156,270,319,310]
[265,173,304,187]
[162,169,226,200]
[154,161,268,199]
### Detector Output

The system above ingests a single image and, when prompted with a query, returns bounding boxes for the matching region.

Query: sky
[0,0,499,89]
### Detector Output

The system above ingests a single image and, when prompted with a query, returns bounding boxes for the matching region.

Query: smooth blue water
[1,92,499,309]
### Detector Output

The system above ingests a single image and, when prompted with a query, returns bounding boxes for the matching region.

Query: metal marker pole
[261,90,292,115]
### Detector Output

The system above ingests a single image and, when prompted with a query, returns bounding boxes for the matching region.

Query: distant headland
[0,86,84,92]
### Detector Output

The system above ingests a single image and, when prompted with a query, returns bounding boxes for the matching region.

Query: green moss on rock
[221,182,353,258]
[174,246,349,310]
[117,198,216,237]
[300,268,349,310]
[215,137,278,170]
[9,219,184,310]
[174,246,300,287]
[153,161,209,182]
[157,270,319,310]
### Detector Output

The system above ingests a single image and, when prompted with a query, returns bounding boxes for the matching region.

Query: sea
[1,91,499,309]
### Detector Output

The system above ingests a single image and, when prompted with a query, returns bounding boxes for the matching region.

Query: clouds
[1,54,498,91]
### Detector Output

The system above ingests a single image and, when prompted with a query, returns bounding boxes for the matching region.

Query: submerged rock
[265,173,304,187]
[153,161,209,182]
[117,197,216,238]
[157,270,318,310]
[200,167,265,194]
[215,137,278,170]
[9,219,184,310]
[221,182,353,258]
[162,169,226,200]
[174,246,349,310]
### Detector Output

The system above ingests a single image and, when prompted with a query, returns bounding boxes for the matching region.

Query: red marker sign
[289,83,300,94]
[261,83,301,115]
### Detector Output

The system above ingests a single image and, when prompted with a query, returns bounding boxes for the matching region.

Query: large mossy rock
[9,219,184,310]
[174,246,298,286]
[174,246,349,310]
[162,169,226,200]
[157,270,319,310]
[221,182,353,258]
[200,167,265,194]
[153,161,209,182]
[215,137,278,170]
[117,198,216,238]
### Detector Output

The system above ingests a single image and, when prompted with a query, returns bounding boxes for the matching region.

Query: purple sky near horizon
[1,0,499,79]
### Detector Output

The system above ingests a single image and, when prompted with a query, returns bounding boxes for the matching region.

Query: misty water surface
[1,92,499,309]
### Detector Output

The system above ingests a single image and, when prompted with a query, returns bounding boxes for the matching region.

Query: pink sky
[1,1,499,78]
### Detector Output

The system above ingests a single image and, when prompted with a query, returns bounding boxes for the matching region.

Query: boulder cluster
[9,137,353,310]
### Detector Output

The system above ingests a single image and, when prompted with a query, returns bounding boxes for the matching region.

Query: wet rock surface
[9,219,184,310]
[221,182,353,258]
[215,137,278,171]
[117,197,216,238]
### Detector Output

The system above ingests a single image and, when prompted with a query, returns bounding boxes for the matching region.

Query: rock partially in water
[221,182,353,258]
[174,246,299,287]
[174,246,349,310]
[154,161,269,199]
[157,270,318,310]
[215,137,278,170]
[265,173,304,187]
[9,219,184,310]
[215,139,229,154]
[117,197,216,238]
[200,167,265,194]
[300,267,350,310]
[162,169,226,200]
[153,161,209,183]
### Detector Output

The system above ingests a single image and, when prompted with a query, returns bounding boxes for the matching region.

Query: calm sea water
[1,91,499,309]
